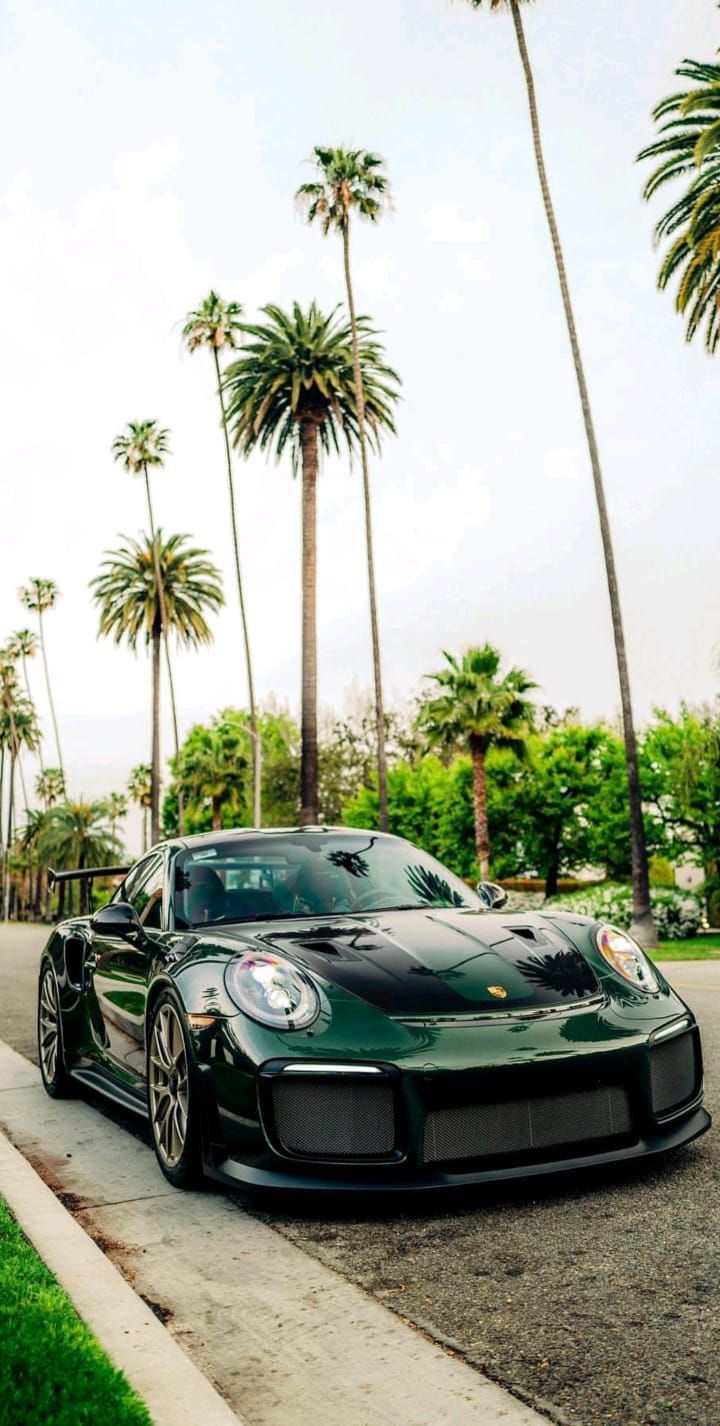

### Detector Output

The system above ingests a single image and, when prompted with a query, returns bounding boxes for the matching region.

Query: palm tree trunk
[143,805,149,855]
[213,347,262,828]
[470,738,490,879]
[142,465,184,836]
[37,610,64,778]
[299,417,320,824]
[22,656,43,773]
[342,222,389,833]
[509,1,655,947]
[212,795,222,832]
[150,626,162,845]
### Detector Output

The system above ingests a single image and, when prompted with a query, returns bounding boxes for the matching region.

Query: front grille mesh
[271,1077,395,1159]
[650,1032,698,1116]
[423,1085,633,1165]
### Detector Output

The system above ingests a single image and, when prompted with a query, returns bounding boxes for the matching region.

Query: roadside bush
[546,883,702,940]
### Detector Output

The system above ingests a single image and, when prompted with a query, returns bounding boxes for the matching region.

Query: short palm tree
[103,791,128,849]
[36,767,66,809]
[90,532,223,845]
[296,149,395,831]
[222,301,399,823]
[128,763,152,853]
[39,801,121,915]
[639,59,720,352]
[178,723,248,831]
[461,0,655,945]
[181,292,262,828]
[418,645,536,878]
[18,578,64,778]
[112,420,186,832]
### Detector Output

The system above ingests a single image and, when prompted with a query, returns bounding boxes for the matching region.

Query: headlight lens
[226,952,319,1029]
[595,924,659,993]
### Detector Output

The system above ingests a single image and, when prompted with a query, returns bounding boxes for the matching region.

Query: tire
[146,990,203,1189]
[38,962,73,1098]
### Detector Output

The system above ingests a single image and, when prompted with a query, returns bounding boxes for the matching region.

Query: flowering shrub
[546,884,702,940]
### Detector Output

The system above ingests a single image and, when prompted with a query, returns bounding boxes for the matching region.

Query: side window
[125,855,165,929]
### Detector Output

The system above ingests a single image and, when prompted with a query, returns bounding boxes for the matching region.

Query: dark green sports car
[38,827,710,1192]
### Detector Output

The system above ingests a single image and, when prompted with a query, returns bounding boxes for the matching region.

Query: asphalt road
[2,924,718,1426]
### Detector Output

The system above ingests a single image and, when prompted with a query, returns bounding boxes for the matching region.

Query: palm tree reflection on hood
[516,949,597,999]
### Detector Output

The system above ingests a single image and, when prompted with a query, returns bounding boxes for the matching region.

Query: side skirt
[70,1065,149,1120]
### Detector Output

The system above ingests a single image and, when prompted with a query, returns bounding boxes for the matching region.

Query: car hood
[226,907,602,1017]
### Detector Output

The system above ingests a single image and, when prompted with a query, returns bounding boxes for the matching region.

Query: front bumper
[200,1012,711,1194]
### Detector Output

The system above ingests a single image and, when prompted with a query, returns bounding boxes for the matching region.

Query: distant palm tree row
[4,1,680,945]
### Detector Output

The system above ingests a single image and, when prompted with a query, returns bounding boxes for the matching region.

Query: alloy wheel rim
[39,970,60,1084]
[148,1004,189,1168]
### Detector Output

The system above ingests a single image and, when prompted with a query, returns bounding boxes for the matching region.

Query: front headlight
[226,952,319,1030]
[595,924,659,993]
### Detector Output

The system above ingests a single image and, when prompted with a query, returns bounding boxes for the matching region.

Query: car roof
[160,826,398,854]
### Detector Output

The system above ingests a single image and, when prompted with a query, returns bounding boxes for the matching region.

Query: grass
[0,1197,152,1426]
[654,934,720,962]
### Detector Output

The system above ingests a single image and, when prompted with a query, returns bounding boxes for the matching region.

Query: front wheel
[147,991,203,1189]
[38,963,72,1098]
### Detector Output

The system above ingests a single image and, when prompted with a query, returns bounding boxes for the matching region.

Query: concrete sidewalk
[0,1036,547,1426]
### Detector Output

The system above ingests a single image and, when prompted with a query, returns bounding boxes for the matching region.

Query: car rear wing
[47,865,131,888]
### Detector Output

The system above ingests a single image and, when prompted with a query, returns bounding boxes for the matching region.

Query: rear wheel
[38,963,72,1097]
[147,992,203,1188]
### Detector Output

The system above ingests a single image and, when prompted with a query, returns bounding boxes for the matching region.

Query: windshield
[173,832,480,929]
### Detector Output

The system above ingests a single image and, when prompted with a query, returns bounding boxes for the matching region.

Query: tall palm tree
[36,767,66,809]
[639,59,720,352]
[0,664,40,920]
[418,645,536,878]
[7,629,42,767]
[181,292,262,827]
[462,1,655,945]
[223,302,399,823]
[18,578,64,779]
[128,764,152,853]
[296,148,394,831]
[91,532,223,845]
[111,420,186,834]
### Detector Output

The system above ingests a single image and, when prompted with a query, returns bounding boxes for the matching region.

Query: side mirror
[476,881,508,910]
[91,901,146,942]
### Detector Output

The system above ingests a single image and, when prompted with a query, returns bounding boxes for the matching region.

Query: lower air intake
[271,1076,396,1159]
[423,1085,633,1165]
[650,1032,698,1116]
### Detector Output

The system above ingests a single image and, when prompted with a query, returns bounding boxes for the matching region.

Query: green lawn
[654,935,720,962]
[0,1197,152,1426]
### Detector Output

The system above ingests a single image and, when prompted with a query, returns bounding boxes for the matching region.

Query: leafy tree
[639,59,720,351]
[643,705,720,886]
[18,578,63,777]
[128,763,152,853]
[463,0,655,944]
[90,532,223,844]
[514,725,607,896]
[418,645,536,877]
[182,293,262,828]
[176,719,248,831]
[222,301,399,824]
[164,706,301,836]
[297,148,398,831]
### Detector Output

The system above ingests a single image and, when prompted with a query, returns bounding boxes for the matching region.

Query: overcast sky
[0,0,718,848]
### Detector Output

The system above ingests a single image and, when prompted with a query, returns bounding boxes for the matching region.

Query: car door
[90,852,167,1087]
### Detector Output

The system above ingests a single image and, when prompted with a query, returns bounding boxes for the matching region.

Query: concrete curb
[0,1128,243,1426]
